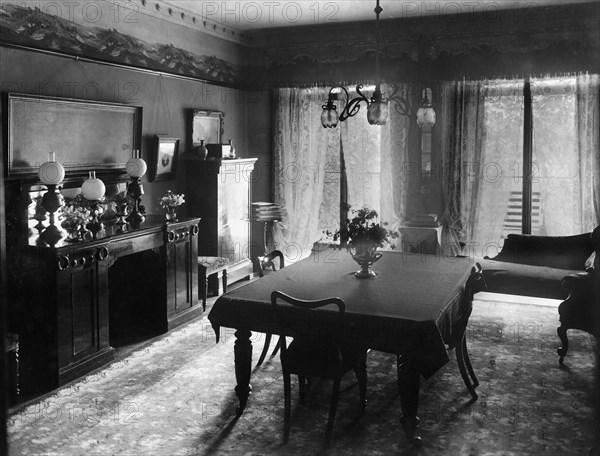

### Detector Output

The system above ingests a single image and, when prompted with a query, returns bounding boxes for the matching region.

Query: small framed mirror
[192,110,224,145]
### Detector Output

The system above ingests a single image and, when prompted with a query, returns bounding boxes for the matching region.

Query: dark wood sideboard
[10,215,201,396]
[181,157,257,285]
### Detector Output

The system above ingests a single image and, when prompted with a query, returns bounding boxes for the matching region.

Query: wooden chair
[271,291,368,449]
[198,256,228,311]
[396,263,485,401]
[255,250,285,367]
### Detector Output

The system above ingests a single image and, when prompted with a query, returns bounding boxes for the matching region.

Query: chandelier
[320,0,436,129]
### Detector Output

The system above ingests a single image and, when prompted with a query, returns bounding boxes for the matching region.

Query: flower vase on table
[165,206,178,221]
[159,190,185,222]
[332,206,399,279]
[349,242,383,278]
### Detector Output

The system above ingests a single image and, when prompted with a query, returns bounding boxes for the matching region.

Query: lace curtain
[441,75,600,258]
[340,84,411,234]
[271,85,412,261]
[576,74,600,231]
[271,87,339,261]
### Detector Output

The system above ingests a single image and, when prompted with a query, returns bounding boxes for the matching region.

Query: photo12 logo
[200,1,340,26]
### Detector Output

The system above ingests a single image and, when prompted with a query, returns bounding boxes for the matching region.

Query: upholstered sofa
[480,230,597,300]
[479,227,599,363]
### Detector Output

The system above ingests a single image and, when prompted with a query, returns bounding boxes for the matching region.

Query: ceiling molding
[132,0,248,44]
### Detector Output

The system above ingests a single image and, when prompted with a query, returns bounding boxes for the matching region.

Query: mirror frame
[191,109,224,145]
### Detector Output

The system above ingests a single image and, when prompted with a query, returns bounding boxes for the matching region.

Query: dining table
[208,247,481,443]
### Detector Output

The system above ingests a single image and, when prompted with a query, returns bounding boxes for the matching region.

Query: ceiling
[164,0,600,31]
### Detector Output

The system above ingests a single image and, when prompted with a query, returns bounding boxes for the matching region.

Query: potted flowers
[334,206,399,278]
[61,205,91,241]
[159,190,185,221]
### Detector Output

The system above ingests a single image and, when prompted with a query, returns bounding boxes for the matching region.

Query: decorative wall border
[0,2,242,85]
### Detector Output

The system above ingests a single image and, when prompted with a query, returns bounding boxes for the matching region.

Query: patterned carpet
[7,294,599,456]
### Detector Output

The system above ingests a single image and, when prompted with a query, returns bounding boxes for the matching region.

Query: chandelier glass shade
[320,0,436,129]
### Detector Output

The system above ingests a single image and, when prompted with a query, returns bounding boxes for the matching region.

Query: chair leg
[271,337,281,357]
[396,355,401,394]
[283,369,292,445]
[353,354,367,412]
[462,337,479,387]
[298,375,307,405]
[204,276,209,311]
[222,269,228,293]
[455,337,478,400]
[198,269,207,312]
[256,333,272,367]
[324,377,342,449]
[557,324,569,364]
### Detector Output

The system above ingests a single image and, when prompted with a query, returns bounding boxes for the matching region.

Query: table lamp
[38,152,66,246]
[82,171,106,238]
[125,149,147,228]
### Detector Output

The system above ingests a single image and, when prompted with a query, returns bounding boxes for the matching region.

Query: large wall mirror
[7,93,142,179]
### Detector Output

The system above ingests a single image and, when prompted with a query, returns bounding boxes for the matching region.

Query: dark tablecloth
[209,250,475,378]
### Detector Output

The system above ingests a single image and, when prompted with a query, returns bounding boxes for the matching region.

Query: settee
[479,227,600,363]
[480,230,597,300]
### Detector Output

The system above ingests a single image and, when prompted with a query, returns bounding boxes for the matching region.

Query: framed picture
[7,93,142,179]
[153,136,180,181]
[192,110,224,145]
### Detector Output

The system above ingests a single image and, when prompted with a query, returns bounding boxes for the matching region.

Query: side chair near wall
[271,291,368,449]
[255,250,285,367]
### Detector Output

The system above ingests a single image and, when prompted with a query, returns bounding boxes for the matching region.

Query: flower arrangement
[112,191,133,206]
[61,205,90,228]
[159,190,185,209]
[333,206,399,252]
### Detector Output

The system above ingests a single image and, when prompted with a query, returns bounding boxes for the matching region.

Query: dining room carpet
[7,294,598,456]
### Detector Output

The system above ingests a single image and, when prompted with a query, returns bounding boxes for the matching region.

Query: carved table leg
[234,329,253,416]
[397,354,422,446]
[557,324,569,364]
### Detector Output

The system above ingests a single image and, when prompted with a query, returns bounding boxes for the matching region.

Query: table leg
[397,354,422,446]
[234,329,253,416]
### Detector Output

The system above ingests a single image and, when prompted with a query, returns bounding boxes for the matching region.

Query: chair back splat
[270,290,367,449]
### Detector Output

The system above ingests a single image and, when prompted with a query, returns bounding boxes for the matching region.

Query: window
[473,77,581,248]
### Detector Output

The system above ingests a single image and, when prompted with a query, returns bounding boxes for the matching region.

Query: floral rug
[7,296,598,456]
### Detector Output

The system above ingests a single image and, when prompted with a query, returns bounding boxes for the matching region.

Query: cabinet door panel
[166,240,192,315]
[71,267,98,357]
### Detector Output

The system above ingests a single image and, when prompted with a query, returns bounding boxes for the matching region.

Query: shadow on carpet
[8,298,598,456]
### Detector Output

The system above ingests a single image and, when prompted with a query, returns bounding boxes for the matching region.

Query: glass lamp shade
[82,171,106,201]
[321,105,339,128]
[38,152,65,185]
[126,157,147,178]
[367,100,389,126]
[416,106,436,128]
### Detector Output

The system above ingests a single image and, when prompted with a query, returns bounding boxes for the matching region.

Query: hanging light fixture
[321,0,436,129]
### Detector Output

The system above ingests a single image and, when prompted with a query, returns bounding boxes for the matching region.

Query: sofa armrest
[561,271,593,290]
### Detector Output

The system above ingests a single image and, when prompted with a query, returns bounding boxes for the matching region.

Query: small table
[209,249,477,442]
